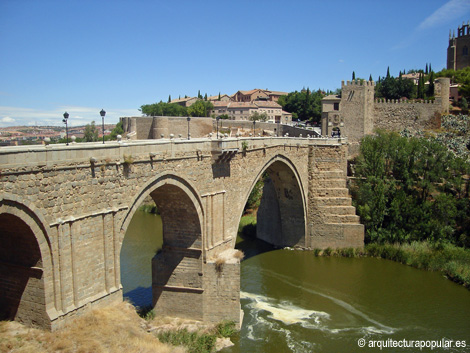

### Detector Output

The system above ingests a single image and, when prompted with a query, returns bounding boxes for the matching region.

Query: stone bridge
[0,136,363,330]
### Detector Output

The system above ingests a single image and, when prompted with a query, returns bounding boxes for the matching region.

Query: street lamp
[100,109,106,144]
[187,116,191,140]
[62,112,69,146]
[252,120,256,136]
[216,116,220,139]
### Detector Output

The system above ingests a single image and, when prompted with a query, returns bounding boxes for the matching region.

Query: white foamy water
[241,277,396,347]
[241,291,330,326]
[241,291,320,352]
[262,269,397,335]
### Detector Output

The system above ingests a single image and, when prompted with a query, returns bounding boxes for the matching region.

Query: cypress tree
[386,67,391,79]
[417,73,425,99]
[425,63,428,75]
[427,71,435,97]
[204,93,207,101]
[352,71,356,80]
[218,92,221,101]
[168,95,171,103]
[369,74,373,81]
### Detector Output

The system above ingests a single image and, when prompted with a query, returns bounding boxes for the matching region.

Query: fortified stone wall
[323,78,450,155]
[373,100,441,131]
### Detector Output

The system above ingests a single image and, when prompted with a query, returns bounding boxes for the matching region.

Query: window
[463,46,469,56]
[334,102,340,111]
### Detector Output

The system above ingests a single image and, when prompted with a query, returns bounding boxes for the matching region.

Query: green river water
[121,211,470,353]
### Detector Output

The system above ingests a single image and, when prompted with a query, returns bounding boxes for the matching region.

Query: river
[121,210,470,352]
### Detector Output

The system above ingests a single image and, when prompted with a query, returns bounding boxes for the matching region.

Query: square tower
[447,21,470,70]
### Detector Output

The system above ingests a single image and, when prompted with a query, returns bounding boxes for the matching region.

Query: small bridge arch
[237,154,307,248]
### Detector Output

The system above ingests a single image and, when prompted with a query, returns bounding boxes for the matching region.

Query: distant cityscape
[0,124,116,146]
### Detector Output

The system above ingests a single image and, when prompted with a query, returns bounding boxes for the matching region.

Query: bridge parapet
[0,137,348,169]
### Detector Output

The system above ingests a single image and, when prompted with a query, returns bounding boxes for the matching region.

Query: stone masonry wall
[121,116,213,140]
[0,136,362,330]
[373,101,441,132]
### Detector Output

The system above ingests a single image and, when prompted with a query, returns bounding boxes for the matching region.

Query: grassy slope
[0,302,184,353]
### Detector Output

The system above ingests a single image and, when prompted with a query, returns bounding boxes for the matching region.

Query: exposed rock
[215,337,234,351]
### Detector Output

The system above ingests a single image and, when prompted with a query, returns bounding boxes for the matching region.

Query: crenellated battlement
[341,80,375,87]
[375,98,437,105]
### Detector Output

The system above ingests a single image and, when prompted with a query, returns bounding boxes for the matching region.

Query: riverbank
[238,215,470,289]
[312,241,470,289]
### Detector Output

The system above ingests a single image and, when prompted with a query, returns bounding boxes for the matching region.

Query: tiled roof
[170,97,196,103]
[253,101,282,108]
[322,95,341,101]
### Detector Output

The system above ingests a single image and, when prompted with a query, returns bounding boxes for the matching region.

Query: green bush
[158,329,216,353]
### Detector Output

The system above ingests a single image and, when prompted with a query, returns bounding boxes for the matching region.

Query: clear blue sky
[1,0,470,127]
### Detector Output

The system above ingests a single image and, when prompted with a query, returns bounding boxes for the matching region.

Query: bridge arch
[237,154,307,248]
[0,195,55,329]
[119,173,205,319]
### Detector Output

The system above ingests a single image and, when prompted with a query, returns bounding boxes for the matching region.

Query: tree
[140,102,188,116]
[188,100,213,117]
[369,74,373,82]
[417,73,425,99]
[218,92,221,101]
[376,67,416,100]
[249,111,268,122]
[351,130,470,245]
[277,88,324,123]
[109,121,124,140]
[84,121,99,142]
[352,71,356,80]
[427,71,435,98]
[168,95,171,103]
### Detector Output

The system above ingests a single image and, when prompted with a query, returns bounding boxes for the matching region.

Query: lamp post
[252,120,256,136]
[216,116,220,139]
[100,109,106,144]
[187,116,191,140]
[62,112,69,146]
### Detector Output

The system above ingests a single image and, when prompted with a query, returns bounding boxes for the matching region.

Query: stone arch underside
[151,184,203,320]
[120,174,204,320]
[0,200,53,329]
[242,156,307,248]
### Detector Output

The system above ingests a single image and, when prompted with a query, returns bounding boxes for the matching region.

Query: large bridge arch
[119,173,205,319]
[236,154,307,248]
[0,195,56,329]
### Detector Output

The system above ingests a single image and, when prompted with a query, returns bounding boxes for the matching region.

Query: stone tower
[339,80,375,143]
[447,21,470,70]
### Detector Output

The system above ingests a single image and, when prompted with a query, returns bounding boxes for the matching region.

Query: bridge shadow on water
[235,232,278,261]
[123,286,152,309]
